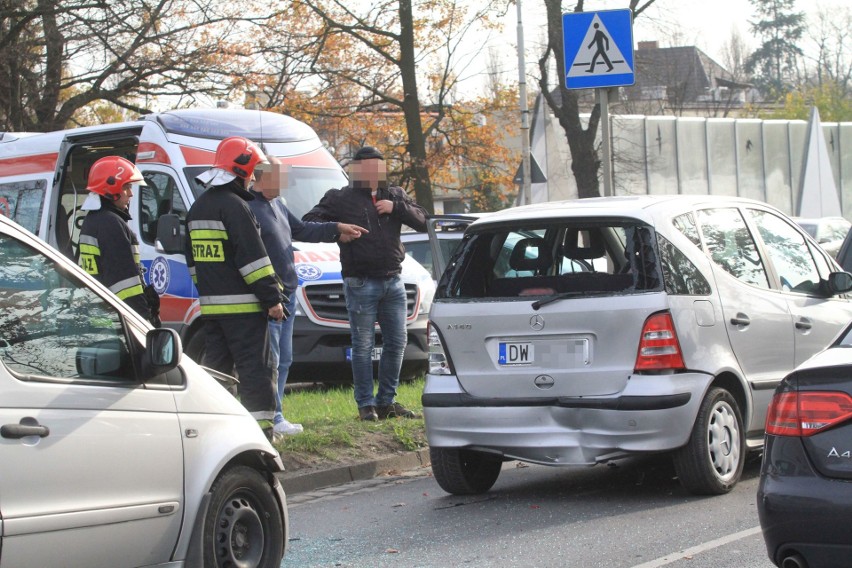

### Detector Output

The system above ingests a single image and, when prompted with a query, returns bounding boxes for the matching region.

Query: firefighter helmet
[86,156,146,199]
[212,136,269,181]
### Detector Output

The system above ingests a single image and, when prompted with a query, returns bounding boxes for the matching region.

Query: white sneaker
[273,419,304,435]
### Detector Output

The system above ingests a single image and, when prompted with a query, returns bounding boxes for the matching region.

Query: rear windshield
[436,220,663,299]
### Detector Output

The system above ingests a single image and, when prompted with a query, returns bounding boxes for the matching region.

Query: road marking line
[629,526,763,568]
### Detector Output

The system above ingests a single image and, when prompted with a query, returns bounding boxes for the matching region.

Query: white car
[0,214,287,567]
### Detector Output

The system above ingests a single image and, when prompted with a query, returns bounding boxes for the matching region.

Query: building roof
[624,44,748,105]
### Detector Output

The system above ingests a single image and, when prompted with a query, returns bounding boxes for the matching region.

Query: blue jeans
[343,276,408,408]
[267,294,297,423]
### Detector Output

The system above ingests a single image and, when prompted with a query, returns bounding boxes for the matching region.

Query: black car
[757,319,852,568]
[837,228,852,272]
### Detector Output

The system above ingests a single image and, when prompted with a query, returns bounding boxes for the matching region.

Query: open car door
[427,214,480,284]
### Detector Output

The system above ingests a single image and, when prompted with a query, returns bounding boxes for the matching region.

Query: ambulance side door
[136,165,196,328]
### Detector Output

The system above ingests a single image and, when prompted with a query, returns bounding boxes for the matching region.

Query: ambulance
[0,108,434,381]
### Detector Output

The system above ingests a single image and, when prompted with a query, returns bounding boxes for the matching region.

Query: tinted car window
[657,234,711,295]
[697,208,769,289]
[0,235,133,381]
[748,209,821,294]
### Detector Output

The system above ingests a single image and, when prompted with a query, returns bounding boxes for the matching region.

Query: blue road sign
[563,9,634,90]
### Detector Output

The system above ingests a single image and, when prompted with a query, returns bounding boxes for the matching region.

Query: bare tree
[0,0,278,131]
[806,6,851,95]
[538,0,657,199]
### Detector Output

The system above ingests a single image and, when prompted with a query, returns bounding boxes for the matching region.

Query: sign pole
[516,0,532,205]
[599,87,613,197]
[562,9,634,199]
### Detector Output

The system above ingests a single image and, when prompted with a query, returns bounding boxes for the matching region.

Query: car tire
[673,387,745,495]
[430,447,502,495]
[204,465,284,568]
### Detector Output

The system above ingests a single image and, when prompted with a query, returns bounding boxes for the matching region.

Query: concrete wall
[533,112,851,217]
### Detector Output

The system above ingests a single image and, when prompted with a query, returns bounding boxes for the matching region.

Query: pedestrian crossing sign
[563,9,634,90]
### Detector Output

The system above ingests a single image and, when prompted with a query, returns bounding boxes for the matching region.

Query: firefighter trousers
[202,314,274,420]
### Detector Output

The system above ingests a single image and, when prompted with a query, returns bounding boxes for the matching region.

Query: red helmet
[213,136,268,180]
[86,156,146,198]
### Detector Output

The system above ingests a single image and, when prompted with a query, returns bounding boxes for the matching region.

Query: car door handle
[795,319,813,331]
[730,314,750,326]
[1,420,50,439]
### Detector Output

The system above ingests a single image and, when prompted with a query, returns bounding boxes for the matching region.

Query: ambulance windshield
[184,165,346,219]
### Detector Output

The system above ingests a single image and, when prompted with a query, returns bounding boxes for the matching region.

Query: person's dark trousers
[202,314,275,420]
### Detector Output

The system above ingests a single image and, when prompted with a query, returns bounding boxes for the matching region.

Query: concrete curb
[276,448,432,495]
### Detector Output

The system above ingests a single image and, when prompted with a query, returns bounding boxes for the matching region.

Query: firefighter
[78,155,160,326]
[185,136,287,441]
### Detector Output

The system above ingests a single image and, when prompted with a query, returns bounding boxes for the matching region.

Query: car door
[696,207,794,434]
[747,208,852,366]
[427,215,479,283]
[0,229,183,568]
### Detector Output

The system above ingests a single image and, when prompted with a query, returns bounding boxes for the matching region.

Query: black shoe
[376,402,420,419]
[358,406,378,421]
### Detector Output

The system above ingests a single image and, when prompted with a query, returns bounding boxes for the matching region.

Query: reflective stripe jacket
[78,198,153,321]
[185,181,284,318]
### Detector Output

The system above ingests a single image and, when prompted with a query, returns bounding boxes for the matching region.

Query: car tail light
[765,391,852,437]
[428,321,453,375]
[634,311,685,372]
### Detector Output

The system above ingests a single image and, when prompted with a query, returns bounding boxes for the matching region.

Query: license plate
[498,342,534,366]
[345,347,383,362]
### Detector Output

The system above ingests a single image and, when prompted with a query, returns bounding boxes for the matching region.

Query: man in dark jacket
[249,158,366,436]
[185,136,286,441]
[303,146,428,421]
[78,155,159,326]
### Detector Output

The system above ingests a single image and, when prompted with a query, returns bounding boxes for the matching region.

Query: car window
[0,179,47,236]
[439,221,660,299]
[672,212,702,247]
[748,209,821,295]
[0,234,135,382]
[697,208,769,289]
[657,234,711,295]
[139,171,188,245]
[820,219,850,242]
[404,237,462,280]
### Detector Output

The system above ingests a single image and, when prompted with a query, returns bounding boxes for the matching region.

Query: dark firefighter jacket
[185,180,284,317]
[302,184,427,279]
[78,198,153,322]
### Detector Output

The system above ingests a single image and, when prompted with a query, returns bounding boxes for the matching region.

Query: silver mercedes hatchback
[424,195,852,496]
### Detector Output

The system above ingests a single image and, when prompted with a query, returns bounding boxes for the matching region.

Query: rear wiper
[531,291,591,310]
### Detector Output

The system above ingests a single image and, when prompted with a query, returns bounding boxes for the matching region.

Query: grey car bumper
[422,372,714,465]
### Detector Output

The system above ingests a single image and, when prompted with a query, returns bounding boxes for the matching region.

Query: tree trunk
[398,0,434,213]
[539,0,602,199]
[37,0,63,131]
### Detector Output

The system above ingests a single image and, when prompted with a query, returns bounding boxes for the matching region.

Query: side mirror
[156,213,184,254]
[142,328,181,379]
[827,271,852,295]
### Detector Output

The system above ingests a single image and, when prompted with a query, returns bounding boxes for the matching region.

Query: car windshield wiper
[531,291,592,310]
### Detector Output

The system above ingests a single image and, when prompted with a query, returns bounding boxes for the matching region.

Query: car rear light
[765,391,852,437]
[634,311,686,372]
[428,321,453,375]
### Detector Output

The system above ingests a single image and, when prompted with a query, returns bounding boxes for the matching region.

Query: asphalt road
[282,452,776,567]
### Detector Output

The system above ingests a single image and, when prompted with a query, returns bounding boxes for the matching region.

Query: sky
[460,0,845,95]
